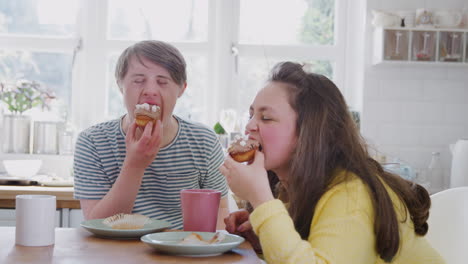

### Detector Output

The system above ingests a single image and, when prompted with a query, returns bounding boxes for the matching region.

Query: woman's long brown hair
[267,62,431,262]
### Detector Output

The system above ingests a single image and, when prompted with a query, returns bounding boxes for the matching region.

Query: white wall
[360,0,468,193]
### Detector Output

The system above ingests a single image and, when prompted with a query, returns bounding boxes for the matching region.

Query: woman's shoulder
[318,169,407,220]
[316,170,374,216]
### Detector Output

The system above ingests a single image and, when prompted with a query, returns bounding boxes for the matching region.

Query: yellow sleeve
[249,181,377,264]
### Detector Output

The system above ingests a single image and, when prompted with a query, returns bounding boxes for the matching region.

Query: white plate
[39,180,74,187]
[31,175,74,187]
[141,231,244,256]
[81,218,171,239]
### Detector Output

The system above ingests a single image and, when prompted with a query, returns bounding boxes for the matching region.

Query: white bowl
[3,160,42,178]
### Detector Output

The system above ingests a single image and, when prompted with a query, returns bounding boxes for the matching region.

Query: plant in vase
[0,80,55,153]
[0,80,55,114]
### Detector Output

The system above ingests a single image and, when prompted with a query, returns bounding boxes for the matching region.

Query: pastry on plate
[102,213,150,230]
[134,103,161,127]
[179,232,225,245]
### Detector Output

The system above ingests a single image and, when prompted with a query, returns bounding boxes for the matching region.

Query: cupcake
[134,103,161,127]
[228,137,260,163]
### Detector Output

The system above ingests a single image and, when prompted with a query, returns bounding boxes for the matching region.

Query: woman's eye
[261,115,271,121]
[134,79,144,84]
[157,80,168,85]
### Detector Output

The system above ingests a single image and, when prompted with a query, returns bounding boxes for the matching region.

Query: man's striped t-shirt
[73,115,228,229]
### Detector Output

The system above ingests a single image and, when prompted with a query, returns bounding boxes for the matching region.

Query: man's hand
[124,119,163,169]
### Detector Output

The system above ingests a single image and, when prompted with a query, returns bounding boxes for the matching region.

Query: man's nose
[142,79,161,96]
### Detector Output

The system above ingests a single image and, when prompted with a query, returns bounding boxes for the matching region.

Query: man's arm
[79,121,163,220]
[80,163,146,219]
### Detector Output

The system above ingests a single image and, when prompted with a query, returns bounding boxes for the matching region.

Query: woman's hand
[224,210,262,253]
[124,120,163,169]
[220,150,274,208]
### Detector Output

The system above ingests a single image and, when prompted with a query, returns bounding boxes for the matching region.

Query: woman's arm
[249,182,376,264]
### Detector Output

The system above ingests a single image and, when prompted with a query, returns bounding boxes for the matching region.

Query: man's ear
[178,82,187,98]
[117,80,123,93]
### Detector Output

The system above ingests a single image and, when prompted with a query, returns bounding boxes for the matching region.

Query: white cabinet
[0,209,61,227]
[69,209,84,227]
[0,208,80,227]
[0,209,15,226]
[57,208,84,227]
[373,27,468,65]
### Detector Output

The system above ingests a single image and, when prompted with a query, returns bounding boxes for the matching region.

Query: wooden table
[0,186,80,209]
[0,227,262,264]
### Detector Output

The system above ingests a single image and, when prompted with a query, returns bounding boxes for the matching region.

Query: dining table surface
[0,226,262,264]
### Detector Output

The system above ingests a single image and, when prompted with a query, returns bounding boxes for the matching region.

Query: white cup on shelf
[433,9,462,28]
[15,195,56,246]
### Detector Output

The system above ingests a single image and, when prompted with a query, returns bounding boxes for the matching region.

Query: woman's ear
[178,82,187,98]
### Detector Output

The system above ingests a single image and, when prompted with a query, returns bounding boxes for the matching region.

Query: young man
[74,40,229,229]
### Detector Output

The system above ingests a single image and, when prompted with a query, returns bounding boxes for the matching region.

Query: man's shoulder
[78,119,121,141]
[178,116,217,140]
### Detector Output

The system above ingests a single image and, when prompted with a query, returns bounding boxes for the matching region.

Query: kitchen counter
[0,185,80,209]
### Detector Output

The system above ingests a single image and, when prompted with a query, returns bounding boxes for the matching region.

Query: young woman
[220,61,444,263]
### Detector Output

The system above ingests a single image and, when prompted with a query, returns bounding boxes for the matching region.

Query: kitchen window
[0,0,347,133]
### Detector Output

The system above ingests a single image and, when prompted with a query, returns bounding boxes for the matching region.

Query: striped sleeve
[73,130,111,200]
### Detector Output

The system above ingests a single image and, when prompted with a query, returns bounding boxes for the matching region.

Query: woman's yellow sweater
[250,171,445,264]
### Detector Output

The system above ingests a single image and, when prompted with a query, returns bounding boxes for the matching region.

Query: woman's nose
[245,117,258,133]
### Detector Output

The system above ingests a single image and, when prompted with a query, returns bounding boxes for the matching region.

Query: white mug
[15,195,56,246]
[433,10,462,28]
[372,10,401,27]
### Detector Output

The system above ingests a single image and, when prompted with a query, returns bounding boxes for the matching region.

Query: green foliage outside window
[213,122,227,135]
[300,0,335,78]
[0,80,55,114]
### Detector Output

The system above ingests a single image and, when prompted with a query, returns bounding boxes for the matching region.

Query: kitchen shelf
[0,153,73,178]
[373,27,468,65]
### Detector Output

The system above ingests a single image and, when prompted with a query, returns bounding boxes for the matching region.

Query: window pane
[106,55,207,123]
[0,50,72,109]
[0,0,78,36]
[106,55,125,119]
[174,55,207,123]
[108,0,208,42]
[239,0,335,45]
[235,58,333,116]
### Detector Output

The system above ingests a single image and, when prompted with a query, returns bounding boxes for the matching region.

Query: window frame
[215,0,349,124]
[0,0,349,132]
